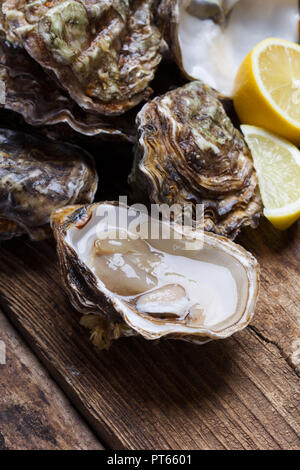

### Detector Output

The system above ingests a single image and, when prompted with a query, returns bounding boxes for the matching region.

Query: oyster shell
[0,128,98,240]
[130,81,262,240]
[0,39,136,141]
[51,201,259,349]
[159,0,300,96]
[2,0,163,115]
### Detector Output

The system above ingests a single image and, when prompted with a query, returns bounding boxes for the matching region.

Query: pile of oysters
[0,0,298,349]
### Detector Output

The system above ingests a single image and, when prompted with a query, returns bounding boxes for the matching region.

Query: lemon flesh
[241,125,300,230]
[234,38,300,145]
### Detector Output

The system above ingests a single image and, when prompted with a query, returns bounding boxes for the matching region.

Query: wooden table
[0,218,299,450]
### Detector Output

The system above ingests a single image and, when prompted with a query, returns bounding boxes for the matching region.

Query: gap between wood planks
[248,325,300,380]
[0,309,104,450]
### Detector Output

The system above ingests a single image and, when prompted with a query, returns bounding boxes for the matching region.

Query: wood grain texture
[0,310,103,450]
[0,217,299,450]
[237,221,300,371]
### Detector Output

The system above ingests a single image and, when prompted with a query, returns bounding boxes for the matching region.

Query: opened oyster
[2,0,163,115]
[51,201,259,349]
[0,128,97,240]
[130,81,262,239]
[159,0,300,96]
[0,40,135,141]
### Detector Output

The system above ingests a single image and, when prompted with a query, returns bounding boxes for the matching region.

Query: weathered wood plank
[0,219,299,450]
[0,310,103,450]
[238,220,300,371]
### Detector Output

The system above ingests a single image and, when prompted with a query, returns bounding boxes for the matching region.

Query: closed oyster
[0,40,135,141]
[159,0,300,96]
[130,81,262,239]
[51,201,259,349]
[0,128,97,240]
[2,0,163,115]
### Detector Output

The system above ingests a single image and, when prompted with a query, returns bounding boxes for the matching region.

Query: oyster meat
[130,81,262,239]
[0,128,98,240]
[2,0,163,115]
[159,0,300,96]
[51,202,259,349]
[0,39,136,141]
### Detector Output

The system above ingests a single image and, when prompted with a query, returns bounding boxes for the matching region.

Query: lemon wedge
[241,125,300,230]
[234,38,300,145]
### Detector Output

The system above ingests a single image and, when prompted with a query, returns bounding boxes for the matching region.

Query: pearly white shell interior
[179,0,299,96]
[65,204,257,339]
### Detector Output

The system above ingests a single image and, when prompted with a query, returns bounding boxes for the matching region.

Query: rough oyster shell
[0,39,135,141]
[2,0,163,115]
[130,81,262,240]
[51,201,260,349]
[159,0,300,96]
[0,128,98,240]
